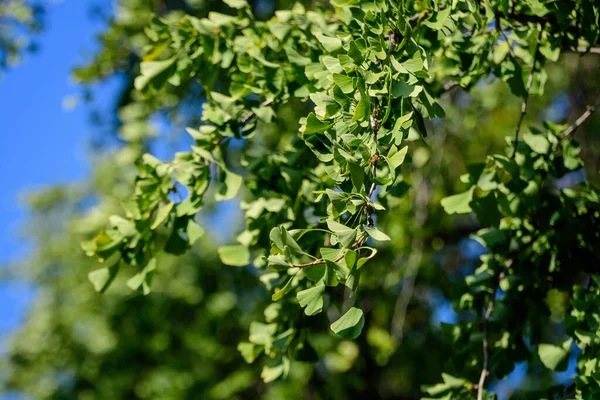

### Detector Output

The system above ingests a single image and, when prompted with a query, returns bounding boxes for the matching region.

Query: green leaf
[363,225,391,241]
[323,260,341,286]
[470,193,501,227]
[215,169,243,201]
[356,247,377,269]
[538,339,572,371]
[248,321,277,345]
[297,284,325,315]
[304,263,327,283]
[303,113,333,134]
[151,202,174,229]
[267,21,291,41]
[260,357,290,383]
[269,226,306,256]
[238,342,263,363]
[326,219,357,248]
[344,250,357,269]
[523,131,550,154]
[423,8,452,31]
[391,80,422,98]
[127,258,157,295]
[388,145,408,170]
[330,307,365,339]
[88,262,120,293]
[423,373,467,396]
[272,276,294,301]
[314,32,342,52]
[322,56,343,73]
[348,40,365,64]
[223,0,248,9]
[218,245,250,266]
[441,187,475,214]
[134,57,176,92]
[349,162,364,191]
[252,106,276,123]
[186,219,205,245]
[351,94,369,123]
[208,12,237,26]
[267,255,290,270]
[333,74,355,94]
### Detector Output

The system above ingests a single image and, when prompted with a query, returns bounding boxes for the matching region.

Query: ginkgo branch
[511,27,544,159]
[291,233,368,269]
[562,100,600,138]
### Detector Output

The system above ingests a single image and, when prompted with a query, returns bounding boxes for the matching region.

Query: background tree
[1,1,600,399]
[0,0,43,72]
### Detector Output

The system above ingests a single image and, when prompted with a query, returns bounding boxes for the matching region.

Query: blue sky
[0,0,114,340]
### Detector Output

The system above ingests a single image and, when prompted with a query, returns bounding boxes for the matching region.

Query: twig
[291,233,368,269]
[240,98,275,125]
[436,80,460,97]
[511,27,544,159]
[387,31,399,55]
[562,101,599,138]
[408,12,423,24]
[476,270,506,400]
[495,13,516,59]
[365,112,380,227]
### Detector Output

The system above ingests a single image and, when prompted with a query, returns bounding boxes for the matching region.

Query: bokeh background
[1,0,105,343]
[1,1,599,399]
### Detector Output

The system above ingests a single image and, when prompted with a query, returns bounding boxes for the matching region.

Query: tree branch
[495,13,516,59]
[511,27,544,159]
[562,100,600,138]
[476,270,506,400]
[240,98,275,125]
[291,233,368,269]
[365,111,380,228]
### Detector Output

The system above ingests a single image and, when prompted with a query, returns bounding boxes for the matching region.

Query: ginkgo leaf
[330,307,365,339]
[441,187,475,214]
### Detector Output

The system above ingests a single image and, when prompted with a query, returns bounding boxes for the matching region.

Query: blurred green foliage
[2,0,600,399]
[0,0,43,71]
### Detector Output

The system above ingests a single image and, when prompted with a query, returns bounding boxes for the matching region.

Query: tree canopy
[2,0,600,399]
[0,0,42,71]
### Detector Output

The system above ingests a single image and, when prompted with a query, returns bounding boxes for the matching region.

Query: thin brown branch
[436,80,461,97]
[511,27,544,159]
[240,98,275,124]
[408,12,424,24]
[387,31,399,55]
[562,101,599,138]
[365,112,380,228]
[495,14,516,59]
[476,270,506,400]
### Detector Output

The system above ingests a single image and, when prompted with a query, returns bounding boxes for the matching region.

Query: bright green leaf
[218,245,250,266]
[330,307,365,339]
